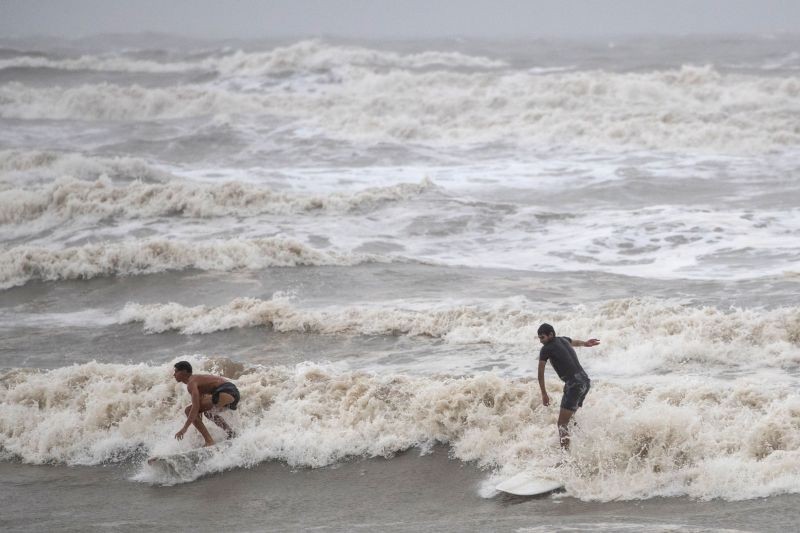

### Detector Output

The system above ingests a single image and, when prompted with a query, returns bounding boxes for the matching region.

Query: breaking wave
[0,176,435,224]
[0,40,506,74]
[2,65,799,152]
[0,150,170,183]
[1,358,799,500]
[0,82,250,121]
[118,296,800,375]
[0,238,391,289]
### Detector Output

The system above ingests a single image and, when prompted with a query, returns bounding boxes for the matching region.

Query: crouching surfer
[536,323,599,451]
[172,361,240,447]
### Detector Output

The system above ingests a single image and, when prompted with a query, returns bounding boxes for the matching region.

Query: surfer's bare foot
[203,440,216,447]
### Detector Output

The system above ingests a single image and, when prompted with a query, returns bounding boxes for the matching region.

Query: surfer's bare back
[172,361,240,446]
[536,323,599,451]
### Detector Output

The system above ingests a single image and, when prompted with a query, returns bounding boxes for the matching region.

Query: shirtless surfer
[537,323,599,451]
[172,361,240,446]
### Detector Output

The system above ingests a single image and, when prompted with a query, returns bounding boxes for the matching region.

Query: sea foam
[1,358,798,500]
[0,176,434,224]
[0,149,170,183]
[0,238,391,289]
[118,296,800,375]
[0,40,506,74]
[2,65,798,152]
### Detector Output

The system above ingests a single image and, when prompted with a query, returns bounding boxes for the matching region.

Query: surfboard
[495,471,563,496]
[147,440,232,476]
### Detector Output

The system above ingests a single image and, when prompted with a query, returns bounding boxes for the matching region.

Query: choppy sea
[1,33,800,532]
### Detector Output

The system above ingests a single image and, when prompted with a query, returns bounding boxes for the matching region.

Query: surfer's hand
[541,393,550,406]
[585,338,600,347]
[175,429,186,440]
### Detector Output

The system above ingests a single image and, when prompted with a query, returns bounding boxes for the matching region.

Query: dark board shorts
[211,382,240,410]
[561,372,590,412]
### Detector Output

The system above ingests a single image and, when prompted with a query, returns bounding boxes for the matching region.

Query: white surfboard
[495,471,563,496]
[147,440,232,476]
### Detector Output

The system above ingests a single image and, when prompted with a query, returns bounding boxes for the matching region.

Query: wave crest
[2,359,799,500]
[0,40,506,75]
[0,176,435,224]
[2,65,797,152]
[119,297,800,374]
[0,150,170,183]
[0,238,389,289]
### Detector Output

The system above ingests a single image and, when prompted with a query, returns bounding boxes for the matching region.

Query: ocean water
[1,33,800,532]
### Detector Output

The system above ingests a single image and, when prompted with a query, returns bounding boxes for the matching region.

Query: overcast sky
[1,0,798,40]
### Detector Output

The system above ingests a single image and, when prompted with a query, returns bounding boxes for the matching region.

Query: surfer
[172,361,240,446]
[537,323,599,451]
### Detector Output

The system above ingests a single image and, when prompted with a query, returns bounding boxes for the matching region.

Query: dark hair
[537,323,555,336]
[174,361,193,374]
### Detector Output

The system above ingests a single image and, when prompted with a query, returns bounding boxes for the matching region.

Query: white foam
[118,296,800,376]
[352,201,800,281]
[0,238,391,289]
[2,359,799,500]
[2,64,798,152]
[119,295,546,338]
[0,40,506,74]
[0,54,199,74]
[3,162,797,281]
[205,40,507,74]
[0,176,435,224]
[0,149,171,184]
[0,82,255,121]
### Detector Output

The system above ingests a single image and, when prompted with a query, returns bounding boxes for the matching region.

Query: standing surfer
[536,323,599,450]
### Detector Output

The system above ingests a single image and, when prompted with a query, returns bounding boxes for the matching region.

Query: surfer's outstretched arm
[570,338,600,348]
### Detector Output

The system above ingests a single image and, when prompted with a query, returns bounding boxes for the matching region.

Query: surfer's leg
[207,391,236,438]
[558,375,589,450]
[557,408,575,450]
[204,409,234,438]
[193,418,215,446]
[559,380,578,450]
[188,397,216,446]
[211,416,235,439]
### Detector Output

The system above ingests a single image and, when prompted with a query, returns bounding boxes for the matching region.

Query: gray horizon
[1,0,799,41]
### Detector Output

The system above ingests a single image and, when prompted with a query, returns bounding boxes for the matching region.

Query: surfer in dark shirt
[172,361,240,447]
[537,323,599,451]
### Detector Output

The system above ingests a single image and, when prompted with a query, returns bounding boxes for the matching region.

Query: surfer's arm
[537,360,550,406]
[175,383,201,439]
[570,338,600,348]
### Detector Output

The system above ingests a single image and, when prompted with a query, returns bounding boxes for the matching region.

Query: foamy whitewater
[2,34,800,522]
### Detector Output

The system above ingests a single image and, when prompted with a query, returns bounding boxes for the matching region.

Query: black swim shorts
[560,372,590,412]
[211,382,240,410]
